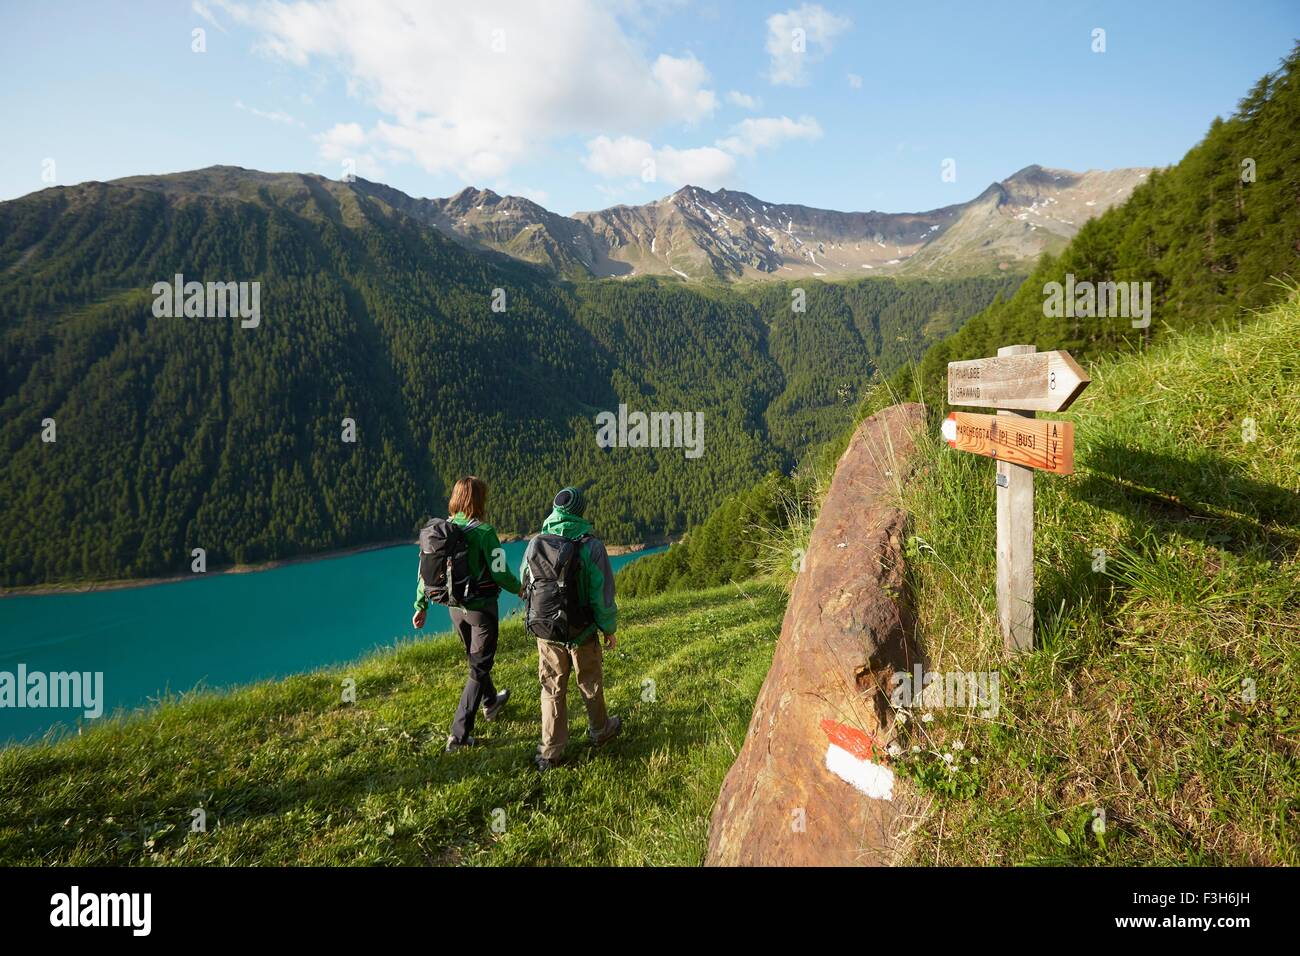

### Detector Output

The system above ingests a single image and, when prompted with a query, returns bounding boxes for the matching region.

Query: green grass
[890,290,1300,865]
[0,582,785,865]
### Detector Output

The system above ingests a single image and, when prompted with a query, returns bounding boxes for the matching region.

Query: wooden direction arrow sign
[947,349,1090,412]
[941,411,1075,475]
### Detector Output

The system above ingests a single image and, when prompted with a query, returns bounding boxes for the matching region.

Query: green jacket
[520,506,618,644]
[414,513,522,614]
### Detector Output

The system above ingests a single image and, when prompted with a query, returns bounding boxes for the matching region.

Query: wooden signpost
[944,345,1089,654]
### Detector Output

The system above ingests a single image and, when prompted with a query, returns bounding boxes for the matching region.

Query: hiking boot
[534,752,563,772]
[589,715,623,746]
[445,735,477,753]
[482,689,511,722]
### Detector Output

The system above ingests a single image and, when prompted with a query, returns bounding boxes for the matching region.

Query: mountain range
[108,163,1149,283]
[419,164,1150,281]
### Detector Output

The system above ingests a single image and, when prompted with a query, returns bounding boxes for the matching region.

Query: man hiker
[520,486,622,771]
[412,476,522,752]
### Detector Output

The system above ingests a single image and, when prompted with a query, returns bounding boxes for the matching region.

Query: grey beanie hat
[553,485,586,516]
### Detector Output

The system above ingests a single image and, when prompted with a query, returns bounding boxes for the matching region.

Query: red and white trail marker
[820,719,893,801]
[941,415,958,444]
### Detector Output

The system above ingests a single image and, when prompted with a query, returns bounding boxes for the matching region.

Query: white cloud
[715,115,822,157]
[726,90,762,110]
[585,111,822,190]
[234,100,303,126]
[652,54,719,122]
[315,122,386,179]
[515,185,549,205]
[584,135,736,190]
[316,121,366,154]
[217,0,719,183]
[493,181,550,205]
[193,0,229,31]
[846,72,862,89]
[765,4,851,86]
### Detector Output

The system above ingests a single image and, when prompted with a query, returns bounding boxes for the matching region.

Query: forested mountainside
[0,168,1016,586]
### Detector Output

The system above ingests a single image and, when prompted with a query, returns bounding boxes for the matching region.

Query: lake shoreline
[1,533,675,597]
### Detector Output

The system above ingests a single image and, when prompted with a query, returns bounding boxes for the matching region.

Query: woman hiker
[412,475,522,752]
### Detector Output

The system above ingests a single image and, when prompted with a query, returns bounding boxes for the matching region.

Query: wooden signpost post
[943,345,1089,654]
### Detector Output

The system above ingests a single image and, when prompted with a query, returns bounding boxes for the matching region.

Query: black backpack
[418,517,489,607]
[522,533,595,643]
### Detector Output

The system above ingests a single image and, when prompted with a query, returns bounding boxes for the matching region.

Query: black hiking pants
[449,606,499,743]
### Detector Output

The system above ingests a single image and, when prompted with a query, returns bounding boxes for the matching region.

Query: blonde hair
[447,476,488,520]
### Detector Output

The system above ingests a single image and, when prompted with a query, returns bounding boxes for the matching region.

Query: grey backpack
[522,534,594,642]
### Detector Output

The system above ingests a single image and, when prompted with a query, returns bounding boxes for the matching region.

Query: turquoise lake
[0,540,663,745]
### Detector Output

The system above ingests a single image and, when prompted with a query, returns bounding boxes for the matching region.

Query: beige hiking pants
[537,637,610,760]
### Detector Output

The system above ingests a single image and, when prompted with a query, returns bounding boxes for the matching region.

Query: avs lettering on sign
[941,412,1075,475]
[947,350,1090,412]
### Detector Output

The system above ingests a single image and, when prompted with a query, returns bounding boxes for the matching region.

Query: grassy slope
[890,293,1299,864]
[0,583,785,865]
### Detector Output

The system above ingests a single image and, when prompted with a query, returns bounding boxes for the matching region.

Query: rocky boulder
[705,401,927,866]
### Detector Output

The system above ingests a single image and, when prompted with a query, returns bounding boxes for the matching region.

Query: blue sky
[1,1,1295,214]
